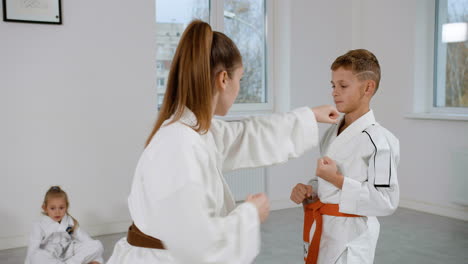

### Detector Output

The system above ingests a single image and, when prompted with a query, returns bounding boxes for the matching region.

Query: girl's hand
[311,105,340,124]
[245,193,270,223]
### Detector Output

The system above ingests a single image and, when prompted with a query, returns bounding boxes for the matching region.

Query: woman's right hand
[311,105,340,124]
[245,193,270,223]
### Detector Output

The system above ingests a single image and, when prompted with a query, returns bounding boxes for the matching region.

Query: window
[157,78,165,88]
[434,0,468,113]
[155,0,271,112]
[156,61,164,71]
[224,0,266,105]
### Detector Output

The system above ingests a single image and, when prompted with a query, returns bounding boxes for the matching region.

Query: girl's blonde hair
[146,20,242,146]
[42,186,79,234]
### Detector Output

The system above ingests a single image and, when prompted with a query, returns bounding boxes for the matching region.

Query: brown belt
[127,223,166,250]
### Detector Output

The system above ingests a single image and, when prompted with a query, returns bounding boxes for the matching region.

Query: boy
[290,49,400,264]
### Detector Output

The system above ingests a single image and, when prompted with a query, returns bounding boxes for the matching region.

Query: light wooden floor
[1,207,467,264]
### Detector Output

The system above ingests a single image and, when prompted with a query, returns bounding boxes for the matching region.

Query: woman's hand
[311,105,340,124]
[245,193,270,223]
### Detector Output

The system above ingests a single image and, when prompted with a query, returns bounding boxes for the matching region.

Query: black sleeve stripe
[362,130,392,188]
[362,130,377,182]
[389,153,392,187]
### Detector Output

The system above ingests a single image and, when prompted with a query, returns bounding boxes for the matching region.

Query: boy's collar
[334,110,376,140]
[344,109,376,131]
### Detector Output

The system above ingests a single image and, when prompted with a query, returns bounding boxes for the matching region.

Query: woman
[107,20,338,264]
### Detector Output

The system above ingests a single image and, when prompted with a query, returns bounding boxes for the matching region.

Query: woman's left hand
[245,193,270,223]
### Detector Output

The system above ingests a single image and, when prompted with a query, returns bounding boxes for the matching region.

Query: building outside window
[157,78,165,88]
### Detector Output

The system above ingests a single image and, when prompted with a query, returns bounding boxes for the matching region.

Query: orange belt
[303,200,361,264]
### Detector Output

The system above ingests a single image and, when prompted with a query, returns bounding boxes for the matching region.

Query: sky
[155,0,209,23]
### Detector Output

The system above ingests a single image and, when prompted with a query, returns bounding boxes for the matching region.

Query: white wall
[0,0,156,249]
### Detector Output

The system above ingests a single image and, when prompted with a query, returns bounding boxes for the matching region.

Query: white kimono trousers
[25,214,104,264]
[307,110,399,264]
[107,107,319,264]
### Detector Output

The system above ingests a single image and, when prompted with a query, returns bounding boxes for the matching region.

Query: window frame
[432,0,468,115]
[407,0,468,121]
[212,0,274,113]
[155,0,275,114]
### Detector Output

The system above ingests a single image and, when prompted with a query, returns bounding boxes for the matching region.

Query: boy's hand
[316,156,344,189]
[290,183,313,204]
[311,105,340,124]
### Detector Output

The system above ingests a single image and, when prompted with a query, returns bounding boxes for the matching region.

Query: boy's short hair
[331,49,381,92]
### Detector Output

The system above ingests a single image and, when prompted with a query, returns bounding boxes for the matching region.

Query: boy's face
[331,67,369,114]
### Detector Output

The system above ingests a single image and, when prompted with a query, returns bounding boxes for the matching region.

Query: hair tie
[66,226,73,235]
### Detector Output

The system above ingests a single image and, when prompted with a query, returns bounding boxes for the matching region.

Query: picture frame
[2,0,62,25]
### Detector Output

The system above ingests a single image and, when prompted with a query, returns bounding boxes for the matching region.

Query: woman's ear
[215,70,228,93]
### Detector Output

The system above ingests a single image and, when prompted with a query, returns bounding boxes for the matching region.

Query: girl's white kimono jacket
[25,214,104,264]
[307,110,400,264]
[107,107,319,264]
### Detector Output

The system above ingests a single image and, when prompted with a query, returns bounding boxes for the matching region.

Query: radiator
[452,149,468,206]
[224,167,266,201]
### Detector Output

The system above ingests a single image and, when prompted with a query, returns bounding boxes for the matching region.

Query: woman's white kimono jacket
[307,110,400,264]
[107,107,319,264]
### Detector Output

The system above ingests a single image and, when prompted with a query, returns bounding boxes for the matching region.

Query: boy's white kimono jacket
[108,107,319,264]
[25,214,104,264]
[307,110,400,264]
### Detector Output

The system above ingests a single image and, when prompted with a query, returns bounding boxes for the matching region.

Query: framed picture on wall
[2,0,62,24]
